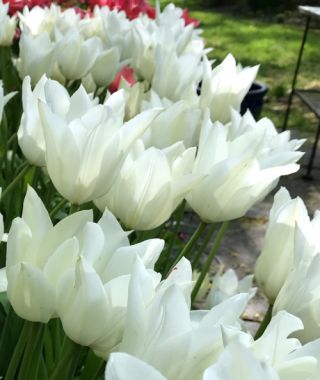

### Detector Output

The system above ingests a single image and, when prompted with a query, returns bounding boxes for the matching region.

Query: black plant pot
[240,82,268,120]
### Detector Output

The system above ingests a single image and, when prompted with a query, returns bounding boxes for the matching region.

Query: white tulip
[252,311,320,379]
[220,311,320,380]
[57,237,164,353]
[99,7,133,61]
[38,83,160,204]
[120,263,249,380]
[5,186,166,353]
[141,91,201,148]
[17,30,56,84]
[95,141,198,230]
[18,75,47,166]
[255,187,310,303]
[105,353,167,380]
[203,341,280,380]
[18,4,60,36]
[120,80,148,120]
[199,54,258,123]
[91,44,122,87]
[151,45,201,104]
[55,28,99,81]
[206,268,256,308]
[19,75,98,167]
[6,186,93,322]
[0,0,16,46]
[186,110,304,223]
[273,226,320,343]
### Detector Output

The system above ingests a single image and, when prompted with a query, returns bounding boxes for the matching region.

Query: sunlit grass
[159,0,320,132]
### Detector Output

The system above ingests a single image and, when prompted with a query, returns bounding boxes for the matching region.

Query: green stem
[5,320,33,380]
[80,349,104,380]
[7,132,17,147]
[2,163,31,200]
[18,323,45,380]
[162,201,187,273]
[191,221,230,303]
[49,338,82,380]
[69,204,80,215]
[165,221,207,276]
[254,304,273,340]
[49,199,68,219]
[192,223,218,269]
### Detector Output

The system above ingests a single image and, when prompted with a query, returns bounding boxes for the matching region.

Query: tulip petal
[105,353,167,380]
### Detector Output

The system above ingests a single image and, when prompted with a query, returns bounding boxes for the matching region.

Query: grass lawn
[161,1,320,133]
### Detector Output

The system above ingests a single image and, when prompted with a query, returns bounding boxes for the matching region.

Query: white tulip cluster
[15,1,260,128]
[255,187,320,346]
[105,310,320,380]
[3,2,320,378]
[17,75,304,229]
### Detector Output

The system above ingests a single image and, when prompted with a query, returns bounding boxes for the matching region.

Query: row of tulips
[1,0,320,379]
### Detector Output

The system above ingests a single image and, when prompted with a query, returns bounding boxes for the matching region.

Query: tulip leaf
[0,306,24,376]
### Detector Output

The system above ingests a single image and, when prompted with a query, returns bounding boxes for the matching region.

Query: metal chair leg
[304,120,320,179]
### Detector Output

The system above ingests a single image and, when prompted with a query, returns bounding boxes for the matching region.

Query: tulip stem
[165,221,207,276]
[7,131,17,147]
[192,223,218,269]
[18,322,45,380]
[163,200,186,271]
[191,221,229,303]
[69,204,80,215]
[49,338,82,380]
[254,304,273,340]
[2,162,31,200]
[49,198,68,219]
[5,320,33,380]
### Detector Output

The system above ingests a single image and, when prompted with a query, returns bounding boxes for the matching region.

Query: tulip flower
[38,82,160,204]
[141,91,201,149]
[17,30,56,84]
[186,110,304,223]
[57,242,164,354]
[120,80,147,120]
[18,75,47,166]
[206,268,256,308]
[203,341,280,380]
[119,261,249,380]
[0,0,16,46]
[5,185,166,353]
[105,353,166,380]
[60,255,191,357]
[6,186,93,322]
[91,44,122,88]
[18,4,60,36]
[151,45,201,104]
[94,141,198,230]
[19,75,98,167]
[99,7,133,61]
[199,55,258,123]
[55,28,100,81]
[219,311,320,379]
[255,187,310,303]
[273,226,320,343]
[251,311,320,377]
